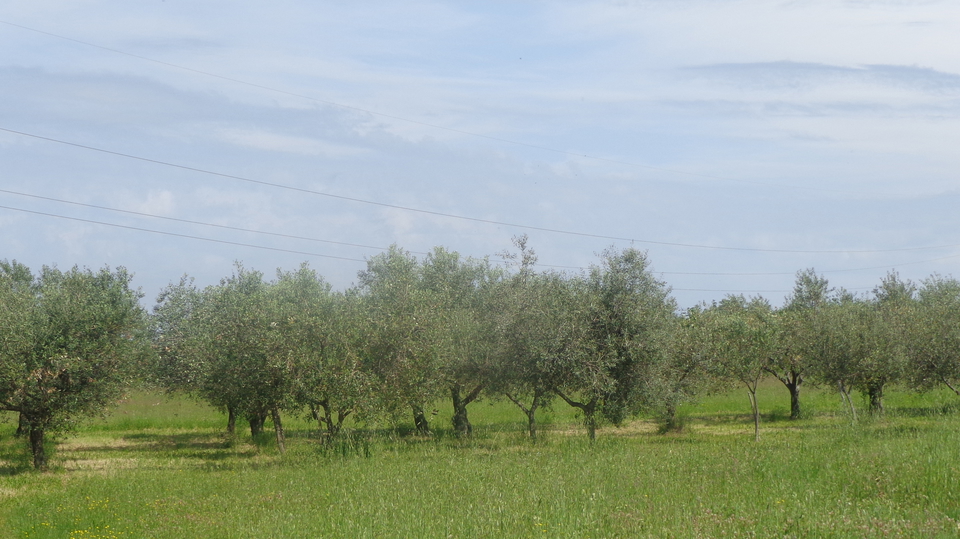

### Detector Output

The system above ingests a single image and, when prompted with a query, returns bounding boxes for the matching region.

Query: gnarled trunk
[226,406,237,435]
[765,368,803,420]
[943,378,960,397]
[556,390,599,442]
[412,405,430,435]
[270,408,286,454]
[248,411,267,437]
[505,389,546,440]
[312,400,351,440]
[660,402,682,433]
[450,383,484,437]
[867,381,885,415]
[29,425,46,470]
[526,409,537,439]
[788,381,802,420]
[15,412,27,438]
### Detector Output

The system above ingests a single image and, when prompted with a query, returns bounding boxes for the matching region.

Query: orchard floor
[1,381,959,538]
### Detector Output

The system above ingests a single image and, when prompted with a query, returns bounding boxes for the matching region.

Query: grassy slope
[2,382,959,538]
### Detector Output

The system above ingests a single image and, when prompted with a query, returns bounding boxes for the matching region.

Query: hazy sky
[2,1,959,308]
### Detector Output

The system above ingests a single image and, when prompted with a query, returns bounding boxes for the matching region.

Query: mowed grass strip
[2,385,960,538]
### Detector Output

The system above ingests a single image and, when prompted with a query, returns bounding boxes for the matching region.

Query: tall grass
[2,384,959,538]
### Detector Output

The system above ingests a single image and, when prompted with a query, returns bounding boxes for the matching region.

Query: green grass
[1,384,959,538]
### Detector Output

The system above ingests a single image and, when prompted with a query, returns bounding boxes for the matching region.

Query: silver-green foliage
[0,261,147,468]
[909,274,960,395]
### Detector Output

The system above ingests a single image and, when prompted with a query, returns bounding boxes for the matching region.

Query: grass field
[1,381,959,538]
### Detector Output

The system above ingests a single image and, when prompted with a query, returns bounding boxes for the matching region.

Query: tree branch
[463,383,485,406]
[554,388,584,410]
[503,392,530,415]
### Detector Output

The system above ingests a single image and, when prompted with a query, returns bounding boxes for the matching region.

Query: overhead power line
[1,126,954,256]
[0,187,422,255]
[0,19,860,196]
[0,204,367,263]
[660,252,960,275]
[4,187,960,279]
[671,287,873,293]
[4,199,956,293]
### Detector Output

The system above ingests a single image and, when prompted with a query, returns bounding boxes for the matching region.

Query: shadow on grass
[45,431,264,466]
[887,401,960,418]
[0,441,37,476]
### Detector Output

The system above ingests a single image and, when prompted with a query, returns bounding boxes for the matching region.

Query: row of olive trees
[149,246,960,446]
[4,248,959,468]
[149,239,679,444]
[682,269,960,440]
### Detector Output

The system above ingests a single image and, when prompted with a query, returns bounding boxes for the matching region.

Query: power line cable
[658,253,960,276]
[1,126,953,256]
[0,19,860,196]
[0,204,367,263]
[0,187,424,255]
[5,187,958,280]
[3,202,954,294]
[0,193,576,271]
[671,287,874,293]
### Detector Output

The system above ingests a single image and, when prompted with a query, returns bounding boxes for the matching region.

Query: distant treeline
[2,237,959,468]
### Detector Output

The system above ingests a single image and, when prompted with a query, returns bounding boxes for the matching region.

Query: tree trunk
[556,390,598,442]
[335,409,350,437]
[584,407,597,442]
[311,401,350,441]
[867,382,884,415]
[451,385,471,436]
[29,426,46,470]
[525,406,538,440]
[270,408,286,454]
[226,406,237,435]
[15,412,26,438]
[412,405,430,435]
[839,382,857,422]
[310,403,323,433]
[788,381,801,420]
[748,389,760,442]
[248,411,266,437]
[505,391,543,440]
[323,402,347,439]
[766,368,803,420]
[660,402,682,433]
[450,383,484,437]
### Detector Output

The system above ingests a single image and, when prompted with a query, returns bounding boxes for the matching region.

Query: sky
[1,0,959,309]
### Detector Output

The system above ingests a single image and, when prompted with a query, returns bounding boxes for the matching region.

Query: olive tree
[273,265,373,440]
[0,263,147,469]
[358,246,446,434]
[706,295,778,441]
[163,265,292,450]
[552,247,676,441]
[493,268,583,440]
[419,247,502,436]
[768,269,834,420]
[213,265,294,450]
[488,237,583,440]
[811,295,871,421]
[660,305,722,431]
[858,271,914,414]
[151,276,204,397]
[0,260,37,437]
[908,274,960,395]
